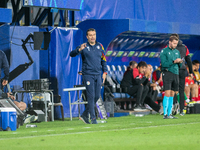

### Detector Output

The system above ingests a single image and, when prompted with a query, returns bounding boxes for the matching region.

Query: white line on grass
[64,128,74,130]
[1,122,200,140]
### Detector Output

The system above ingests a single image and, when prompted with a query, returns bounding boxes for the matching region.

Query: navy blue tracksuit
[70,42,107,120]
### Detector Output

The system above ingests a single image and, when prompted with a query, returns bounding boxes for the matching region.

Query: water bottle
[26,124,37,128]
[135,114,144,117]
[97,120,107,123]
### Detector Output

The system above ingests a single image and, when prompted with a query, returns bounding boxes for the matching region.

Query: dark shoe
[168,115,178,119]
[79,116,90,124]
[91,119,98,124]
[163,114,168,119]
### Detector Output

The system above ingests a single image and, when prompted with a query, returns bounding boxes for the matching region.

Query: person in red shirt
[121,61,151,110]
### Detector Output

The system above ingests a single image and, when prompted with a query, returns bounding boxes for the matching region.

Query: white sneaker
[24,115,35,124]
[186,99,190,103]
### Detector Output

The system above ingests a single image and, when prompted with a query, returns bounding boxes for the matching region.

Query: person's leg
[152,90,158,102]
[94,75,102,103]
[141,85,149,105]
[162,71,173,117]
[167,90,175,116]
[91,75,102,124]
[13,101,27,111]
[179,69,186,114]
[185,86,190,99]
[163,90,170,116]
[144,96,160,112]
[127,85,142,107]
[81,75,95,122]
[168,73,179,117]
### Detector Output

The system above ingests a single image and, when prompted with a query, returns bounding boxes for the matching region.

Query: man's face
[87,31,96,44]
[138,66,146,74]
[193,65,196,71]
[147,65,153,73]
[195,63,200,71]
[169,40,178,49]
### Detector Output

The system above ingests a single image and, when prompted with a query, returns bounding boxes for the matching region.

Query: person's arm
[160,50,173,68]
[100,44,107,83]
[185,46,193,74]
[70,43,86,57]
[177,51,182,68]
[2,51,9,81]
[133,70,148,85]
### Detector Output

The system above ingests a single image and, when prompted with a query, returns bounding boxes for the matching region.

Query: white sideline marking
[1,122,200,140]
[12,132,18,134]
[64,128,74,130]
[130,123,135,125]
[47,130,55,131]
[83,127,91,129]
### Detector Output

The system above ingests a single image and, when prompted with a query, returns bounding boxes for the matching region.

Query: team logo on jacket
[169,52,170,55]
[86,81,90,85]
[87,46,90,51]
[97,45,100,49]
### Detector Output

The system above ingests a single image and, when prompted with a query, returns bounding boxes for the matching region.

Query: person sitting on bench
[121,61,151,110]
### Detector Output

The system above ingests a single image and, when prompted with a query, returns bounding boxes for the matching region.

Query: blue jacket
[70,42,107,75]
[0,50,9,88]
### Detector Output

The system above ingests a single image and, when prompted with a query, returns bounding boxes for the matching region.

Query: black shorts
[162,71,179,91]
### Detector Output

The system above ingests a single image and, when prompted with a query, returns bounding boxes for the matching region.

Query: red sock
[192,97,196,101]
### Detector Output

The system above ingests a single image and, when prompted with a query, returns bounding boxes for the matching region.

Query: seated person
[185,64,199,102]
[3,84,36,124]
[143,64,162,113]
[121,61,150,110]
[7,92,27,111]
[147,64,159,101]
[192,60,200,82]
[123,61,138,76]
[152,64,163,91]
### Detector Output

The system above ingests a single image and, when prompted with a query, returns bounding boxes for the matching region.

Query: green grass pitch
[0,114,200,150]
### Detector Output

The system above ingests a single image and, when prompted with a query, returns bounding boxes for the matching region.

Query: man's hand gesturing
[79,43,87,51]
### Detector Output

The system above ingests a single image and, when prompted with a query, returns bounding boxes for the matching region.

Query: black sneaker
[163,114,168,119]
[168,115,178,119]
[79,116,90,124]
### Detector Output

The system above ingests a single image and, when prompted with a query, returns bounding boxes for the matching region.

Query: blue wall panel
[0,8,12,23]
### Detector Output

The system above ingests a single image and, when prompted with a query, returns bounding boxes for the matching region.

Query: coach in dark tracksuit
[175,39,193,116]
[70,28,107,124]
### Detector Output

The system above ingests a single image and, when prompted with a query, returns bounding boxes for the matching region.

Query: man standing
[70,28,107,124]
[0,50,9,97]
[160,36,182,119]
[174,34,193,116]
